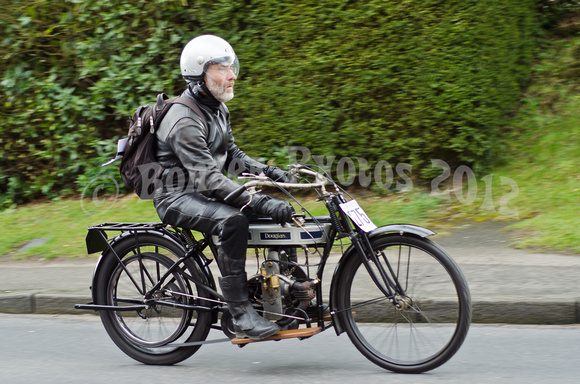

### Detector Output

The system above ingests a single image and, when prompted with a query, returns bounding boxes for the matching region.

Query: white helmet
[180,35,239,82]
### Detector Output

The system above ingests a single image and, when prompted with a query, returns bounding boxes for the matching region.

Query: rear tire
[336,235,471,373]
[94,234,213,365]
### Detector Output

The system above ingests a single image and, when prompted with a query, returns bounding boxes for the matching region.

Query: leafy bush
[0,0,195,206]
[536,0,580,29]
[228,0,540,177]
[0,0,544,206]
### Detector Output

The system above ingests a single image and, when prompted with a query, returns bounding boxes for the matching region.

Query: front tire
[336,235,471,373]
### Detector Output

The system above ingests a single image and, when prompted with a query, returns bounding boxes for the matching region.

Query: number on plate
[339,200,377,233]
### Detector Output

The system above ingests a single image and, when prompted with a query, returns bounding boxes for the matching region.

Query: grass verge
[0,195,158,260]
[0,190,449,260]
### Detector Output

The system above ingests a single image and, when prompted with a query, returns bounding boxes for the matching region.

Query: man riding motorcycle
[153,35,293,340]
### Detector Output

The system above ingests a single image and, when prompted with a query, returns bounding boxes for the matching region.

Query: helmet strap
[189,81,222,108]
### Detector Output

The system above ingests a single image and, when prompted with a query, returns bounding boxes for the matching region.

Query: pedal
[231,327,321,345]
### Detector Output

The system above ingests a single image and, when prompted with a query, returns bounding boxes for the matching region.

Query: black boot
[219,274,280,340]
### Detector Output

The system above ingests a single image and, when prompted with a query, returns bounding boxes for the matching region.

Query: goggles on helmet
[204,56,240,78]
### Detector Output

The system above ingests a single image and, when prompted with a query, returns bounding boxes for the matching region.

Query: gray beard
[206,79,234,103]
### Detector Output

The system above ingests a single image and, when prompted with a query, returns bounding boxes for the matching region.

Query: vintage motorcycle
[76,164,471,373]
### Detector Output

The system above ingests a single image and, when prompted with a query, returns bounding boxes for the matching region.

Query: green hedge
[0,0,549,205]
[0,0,194,205]
[230,0,540,173]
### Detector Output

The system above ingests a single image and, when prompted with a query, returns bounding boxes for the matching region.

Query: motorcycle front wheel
[336,234,471,373]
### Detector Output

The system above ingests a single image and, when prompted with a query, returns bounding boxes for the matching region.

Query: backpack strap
[173,96,208,129]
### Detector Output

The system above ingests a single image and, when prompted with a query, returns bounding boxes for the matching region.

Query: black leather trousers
[154,191,248,277]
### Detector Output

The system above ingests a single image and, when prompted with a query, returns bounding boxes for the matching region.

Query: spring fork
[352,234,400,304]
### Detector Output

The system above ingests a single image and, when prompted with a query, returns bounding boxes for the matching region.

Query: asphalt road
[1,314,579,384]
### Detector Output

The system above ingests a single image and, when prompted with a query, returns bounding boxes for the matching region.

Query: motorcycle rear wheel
[94,234,213,365]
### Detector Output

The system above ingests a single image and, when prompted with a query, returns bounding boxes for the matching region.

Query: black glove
[249,194,294,225]
[263,166,294,183]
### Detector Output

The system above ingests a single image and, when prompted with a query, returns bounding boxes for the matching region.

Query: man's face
[205,63,237,103]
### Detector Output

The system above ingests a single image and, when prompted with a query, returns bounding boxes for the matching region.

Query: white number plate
[339,200,378,233]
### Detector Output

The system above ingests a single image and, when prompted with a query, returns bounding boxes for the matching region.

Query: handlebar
[223,166,332,204]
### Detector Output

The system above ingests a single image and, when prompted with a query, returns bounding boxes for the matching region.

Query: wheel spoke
[95,236,214,365]
[337,235,471,373]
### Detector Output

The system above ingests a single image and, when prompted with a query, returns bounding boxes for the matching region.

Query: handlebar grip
[223,185,247,204]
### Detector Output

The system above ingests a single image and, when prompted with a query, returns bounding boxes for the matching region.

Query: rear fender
[89,230,215,305]
[329,224,435,335]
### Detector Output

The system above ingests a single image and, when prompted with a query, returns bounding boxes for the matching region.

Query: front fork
[350,233,406,308]
[330,194,405,308]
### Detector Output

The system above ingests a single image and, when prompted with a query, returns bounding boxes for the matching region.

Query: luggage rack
[88,222,168,231]
[85,222,176,254]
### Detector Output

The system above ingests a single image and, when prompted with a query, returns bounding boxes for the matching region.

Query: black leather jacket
[155,85,266,207]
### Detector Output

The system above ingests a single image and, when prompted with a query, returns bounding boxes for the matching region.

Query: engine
[249,249,317,328]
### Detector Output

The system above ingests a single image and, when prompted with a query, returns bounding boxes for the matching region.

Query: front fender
[367,223,435,238]
[329,224,435,335]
